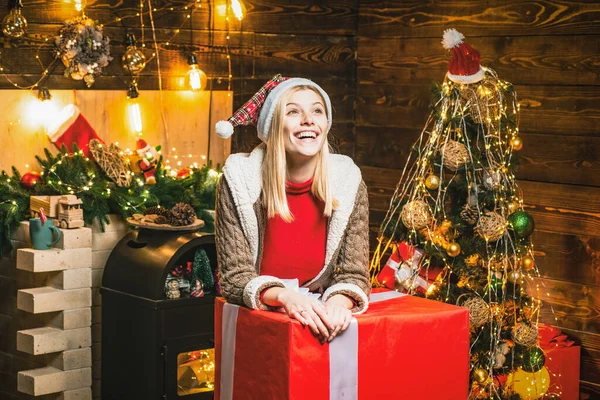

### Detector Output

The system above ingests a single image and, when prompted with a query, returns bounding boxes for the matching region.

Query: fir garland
[0,144,218,255]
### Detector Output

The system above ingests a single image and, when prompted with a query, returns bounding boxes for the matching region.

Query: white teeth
[296,131,317,139]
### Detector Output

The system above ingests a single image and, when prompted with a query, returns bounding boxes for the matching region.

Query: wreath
[55,17,112,87]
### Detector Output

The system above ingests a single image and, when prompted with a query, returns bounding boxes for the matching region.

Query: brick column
[15,223,93,398]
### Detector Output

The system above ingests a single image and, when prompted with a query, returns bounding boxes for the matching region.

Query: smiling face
[282,88,328,162]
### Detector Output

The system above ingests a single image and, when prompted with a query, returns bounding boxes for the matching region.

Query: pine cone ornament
[170,202,197,226]
[460,204,478,225]
[143,206,173,219]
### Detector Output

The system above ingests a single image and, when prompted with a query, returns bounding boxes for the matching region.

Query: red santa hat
[46,104,103,157]
[442,29,485,84]
[215,74,332,142]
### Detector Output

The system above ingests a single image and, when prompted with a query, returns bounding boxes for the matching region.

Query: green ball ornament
[509,211,535,238]
[521,346,546,373]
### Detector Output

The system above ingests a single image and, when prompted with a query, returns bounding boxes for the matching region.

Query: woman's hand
[324,294,353,342]
[262,287,333,341]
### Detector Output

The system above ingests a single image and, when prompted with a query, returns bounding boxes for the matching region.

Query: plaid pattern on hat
[215,74,288,139]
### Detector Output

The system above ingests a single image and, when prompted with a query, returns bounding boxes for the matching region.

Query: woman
[214,75,370,342]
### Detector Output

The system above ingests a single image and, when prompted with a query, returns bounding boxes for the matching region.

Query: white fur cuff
[243,275,285,310]
[322,283,369,314]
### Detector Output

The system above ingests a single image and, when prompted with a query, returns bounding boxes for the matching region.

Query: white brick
[51,308,92,330]
[92,231,127,251]
[58,387,92,400]
[17,367,91,396]
[11,221,31,243]
[49,348,92,371]
[48,268,92,290]
[17,248,92,272]
[56,227,93,249]
[91,249,111,270]
[18,287,91,313]
[89,214,128,233]
[17,327,66,355]
[17,327,91,355]
[91,269,103,288]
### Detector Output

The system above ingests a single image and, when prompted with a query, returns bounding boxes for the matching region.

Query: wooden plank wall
[357,0,600,397]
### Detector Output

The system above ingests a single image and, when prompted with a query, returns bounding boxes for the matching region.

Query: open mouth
[294,130,319,141]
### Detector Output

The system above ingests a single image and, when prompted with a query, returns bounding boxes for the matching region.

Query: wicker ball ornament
[462,296,490,328]
[512,322,539,347]
[458,77,501,125]
[440,140,469,171]
[476,211,507,242]
[401,200,432,230]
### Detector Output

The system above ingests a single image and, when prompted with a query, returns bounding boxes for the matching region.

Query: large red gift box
[539,324,580,400]
[215,291,470,400]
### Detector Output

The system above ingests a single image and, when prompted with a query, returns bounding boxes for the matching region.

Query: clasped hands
[262,287,353,343]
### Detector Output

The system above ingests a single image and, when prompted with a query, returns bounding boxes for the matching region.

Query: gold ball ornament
[2,7,27,38]
[446,242,461,257]
[425,174,440,190]
[473,368,488,384]
[401,199,431,230]
[522,255,535,271]
[508,270,522,283]
[506,367,550,400]
[511,136,524,151]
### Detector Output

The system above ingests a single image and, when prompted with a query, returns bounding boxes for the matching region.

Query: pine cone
[460,204,478,225]
[143,206,173,219]
[170,202,197,226]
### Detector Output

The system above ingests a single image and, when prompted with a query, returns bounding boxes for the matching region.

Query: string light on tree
[186,53,207,91]
[2,0,27,38]
[127,84,143,135]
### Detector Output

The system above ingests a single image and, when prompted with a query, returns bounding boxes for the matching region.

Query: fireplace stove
[101,229,217,399]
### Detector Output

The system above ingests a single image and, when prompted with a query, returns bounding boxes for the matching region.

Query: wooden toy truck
[30,195,85,229]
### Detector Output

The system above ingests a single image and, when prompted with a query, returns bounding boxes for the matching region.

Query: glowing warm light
[26,88,59,130]
[187,54,207,91]
[231,0,246,21]
[126,84,143,135]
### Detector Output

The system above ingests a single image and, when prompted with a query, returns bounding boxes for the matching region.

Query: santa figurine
[136,138,160,185]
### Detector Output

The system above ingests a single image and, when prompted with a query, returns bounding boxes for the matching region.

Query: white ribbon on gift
[220,290,405,400]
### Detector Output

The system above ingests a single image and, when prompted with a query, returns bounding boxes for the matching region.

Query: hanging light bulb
[231,0,246,21]
[2,0,27,38]
[74,0,86,13]
[126,84,143,135]
[37,87,52,102]
[186,54,207,91]
[122,33,146,75]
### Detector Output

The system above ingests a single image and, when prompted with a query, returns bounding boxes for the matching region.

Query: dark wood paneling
[355,82,600,137]
[359,0,600,38]
[358,35,600,86]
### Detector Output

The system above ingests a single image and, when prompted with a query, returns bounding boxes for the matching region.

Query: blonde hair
[262,86,338,222]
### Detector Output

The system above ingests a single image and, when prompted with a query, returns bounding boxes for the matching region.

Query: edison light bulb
[126,85,143,135]
[122,33,146,74]
[2,1,27,38]
[187,54,207,91]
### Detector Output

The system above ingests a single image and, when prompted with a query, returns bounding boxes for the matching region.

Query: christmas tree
[370,30,555,399]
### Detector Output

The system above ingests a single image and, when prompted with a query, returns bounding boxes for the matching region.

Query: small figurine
[190,280,204,298]
[166,279,181,299]
[136,138,161,185]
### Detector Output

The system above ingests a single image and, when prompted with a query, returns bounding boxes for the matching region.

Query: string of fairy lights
[0,0,243,175]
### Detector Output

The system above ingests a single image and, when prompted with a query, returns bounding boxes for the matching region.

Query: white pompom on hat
[215,74,332,142]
